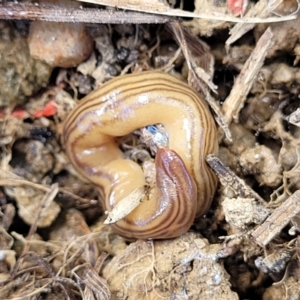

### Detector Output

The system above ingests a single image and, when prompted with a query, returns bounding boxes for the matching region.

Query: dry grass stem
[10,183,59,277]
[78,0,296,23]
[0,169,93,205]
[72,253,111,300]
[0,2,174,23]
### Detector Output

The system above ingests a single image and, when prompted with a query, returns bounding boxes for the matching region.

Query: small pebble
[28,0,93,68]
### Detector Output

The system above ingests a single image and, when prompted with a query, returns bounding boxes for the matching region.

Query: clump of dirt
[0,21,52,106]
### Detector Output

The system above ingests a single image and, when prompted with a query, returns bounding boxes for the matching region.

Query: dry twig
[0,2,174,23]
[252,191,300,247]
[222,27,274,125]
[206,154,266,204]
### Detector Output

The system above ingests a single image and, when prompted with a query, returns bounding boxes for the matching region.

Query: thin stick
[222,27,274,124]
[0,170,95,204]
[0,2,174,23]
[252,191,300,247]
[206,154,266,204]
[10,183,59,277]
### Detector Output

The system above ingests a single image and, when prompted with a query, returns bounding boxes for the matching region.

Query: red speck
[0,107,28,119]
[228,0,248,16]
[11,108,28,118]
[33,100,58,118]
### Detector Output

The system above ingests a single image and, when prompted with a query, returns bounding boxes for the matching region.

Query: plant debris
[0,0,300,299]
